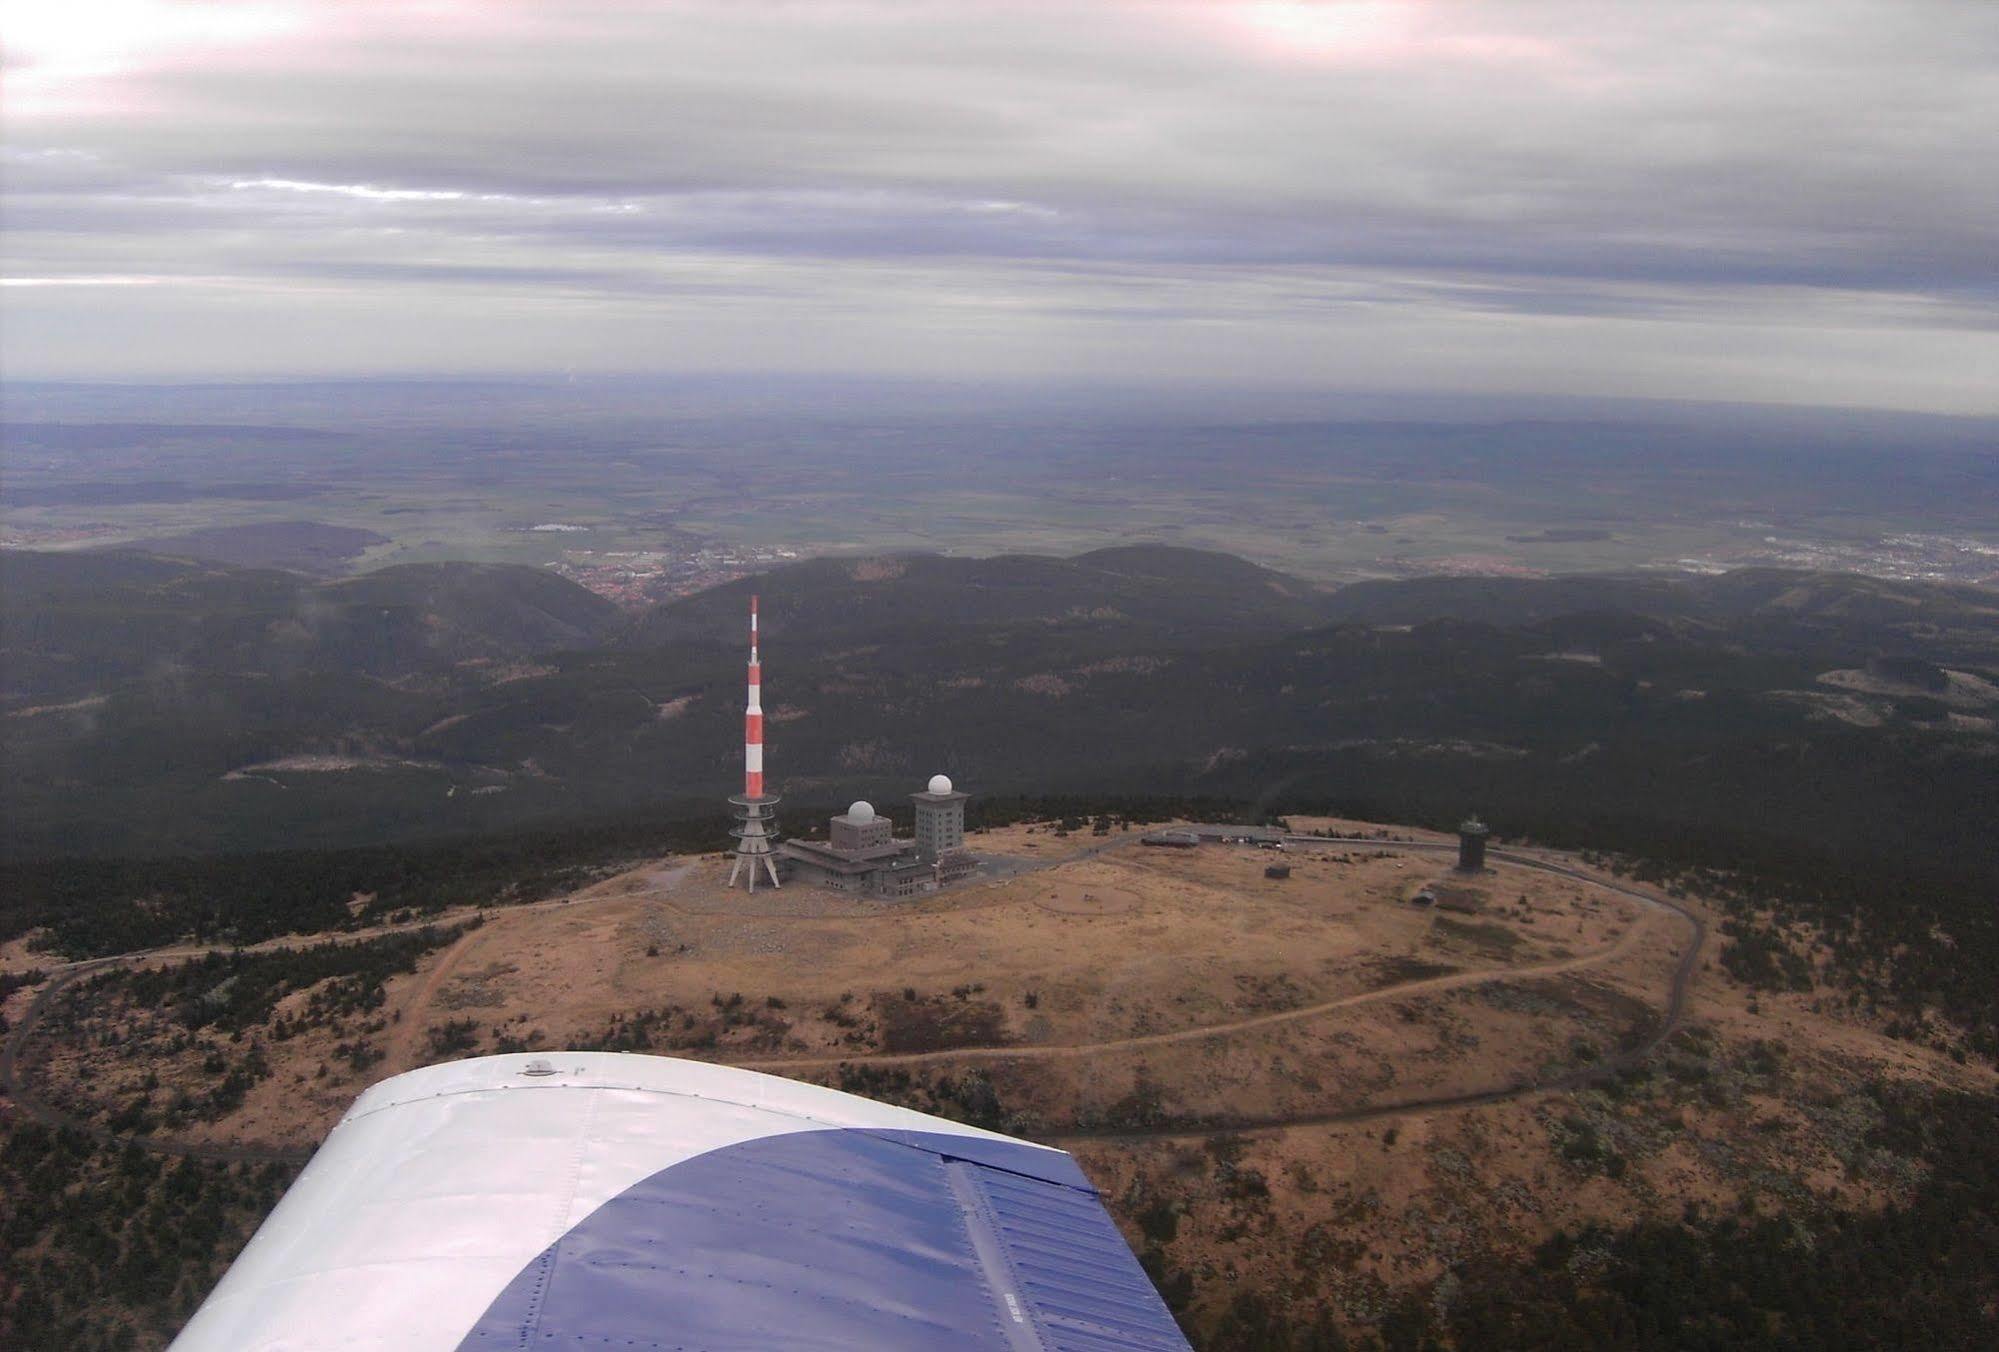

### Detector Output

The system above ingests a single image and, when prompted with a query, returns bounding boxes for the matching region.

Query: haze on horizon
[3,0,1996,417]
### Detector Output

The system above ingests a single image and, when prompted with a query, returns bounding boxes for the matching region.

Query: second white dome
[927,774,953,795]
[847,800,876,821]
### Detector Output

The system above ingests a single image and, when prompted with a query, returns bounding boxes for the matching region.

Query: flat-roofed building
[911,774,968,859]
[778,784,978,899]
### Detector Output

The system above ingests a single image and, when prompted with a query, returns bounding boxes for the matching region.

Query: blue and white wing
[171,1053,1190,1351]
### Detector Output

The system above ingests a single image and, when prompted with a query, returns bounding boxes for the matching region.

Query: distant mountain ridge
[620,544,1334,651]
[1,551,621,703]
[1319,567,1999,663]
[3,543,1994,859]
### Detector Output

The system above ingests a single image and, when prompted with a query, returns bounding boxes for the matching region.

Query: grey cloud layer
[4,0,1997,407]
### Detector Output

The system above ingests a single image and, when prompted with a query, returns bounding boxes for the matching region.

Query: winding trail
[382,923,489,1072]
[0,959,309,1164]
[1047,839,1708,1142]
[736,900,1660,1073]
[1,837,1704,1159]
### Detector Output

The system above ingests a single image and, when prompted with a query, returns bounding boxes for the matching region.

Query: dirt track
[737,893,1664,1072]
[1,838,1703,1160]
[0,960,309,1164]
[1043,839,1707,1141]
[381,924,487,1071]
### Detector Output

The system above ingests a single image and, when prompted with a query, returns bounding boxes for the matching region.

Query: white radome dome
[927,774,953,795]
[847,800,876,821]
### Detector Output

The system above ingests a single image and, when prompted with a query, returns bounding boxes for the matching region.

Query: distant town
[544,544,803,609]
[1661,528,1999,588]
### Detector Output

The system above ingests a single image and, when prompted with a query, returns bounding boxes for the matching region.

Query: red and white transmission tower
[727,594,781,890]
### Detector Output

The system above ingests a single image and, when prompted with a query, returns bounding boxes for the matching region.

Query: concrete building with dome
[912,773,969,859]
[776,777,978,898]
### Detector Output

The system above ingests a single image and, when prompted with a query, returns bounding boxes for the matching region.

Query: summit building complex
[778,780,977,898]
[723,595,978,898]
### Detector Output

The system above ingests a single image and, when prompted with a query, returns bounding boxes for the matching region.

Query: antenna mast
[727,594,782,890]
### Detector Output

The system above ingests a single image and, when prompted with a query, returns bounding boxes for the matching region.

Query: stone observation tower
[727,595,782,891]
[1456,815,1489,873]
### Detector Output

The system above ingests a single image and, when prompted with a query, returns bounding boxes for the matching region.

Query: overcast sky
[3,1,1995,413]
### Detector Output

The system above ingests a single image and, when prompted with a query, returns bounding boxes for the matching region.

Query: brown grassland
[8,816,1991,1339]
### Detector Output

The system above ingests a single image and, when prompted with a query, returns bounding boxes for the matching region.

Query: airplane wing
[171,1052,1190,1350]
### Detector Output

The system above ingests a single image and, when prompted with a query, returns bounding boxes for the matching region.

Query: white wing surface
[171,1052,1190,1351]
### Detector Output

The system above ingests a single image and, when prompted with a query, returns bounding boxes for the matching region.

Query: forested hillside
[1318,567,1999,665]
[1,551,621,702]
[5,548,1994,867]
[4,545,1997,1350]
[619,545,1336,650]
[7,544,1995,1051]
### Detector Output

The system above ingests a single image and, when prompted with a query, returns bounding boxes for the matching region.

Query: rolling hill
[0,552,622,705]
[2,546,1993,870]
[1319,568,1999,663]
[620,544,1335,652]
